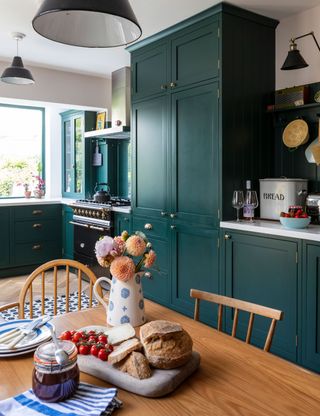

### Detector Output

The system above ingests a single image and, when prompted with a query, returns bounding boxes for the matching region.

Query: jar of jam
[33,340,79,403]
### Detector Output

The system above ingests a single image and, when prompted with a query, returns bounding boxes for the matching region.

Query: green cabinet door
[131,42,169,101]
[132,96,169,219]
[171,224,219,324]
[171,18,219,89]
[171,82,219,227]
[224,231,298,362]
[114,212,132,236]
[302,243,320,372]
[62,205,74,259]
[0,207,10,268]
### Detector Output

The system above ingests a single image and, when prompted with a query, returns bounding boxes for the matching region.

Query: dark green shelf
[267,102,320,113]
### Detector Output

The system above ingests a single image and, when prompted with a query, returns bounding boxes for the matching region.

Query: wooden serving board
[78,351,200,398]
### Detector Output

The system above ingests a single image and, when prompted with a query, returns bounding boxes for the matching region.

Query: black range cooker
[69,197,130,277]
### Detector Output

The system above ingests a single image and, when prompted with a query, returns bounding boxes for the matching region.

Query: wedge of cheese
[104,323,136,345]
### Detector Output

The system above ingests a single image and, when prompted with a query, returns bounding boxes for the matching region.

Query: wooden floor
[0,271,90,307]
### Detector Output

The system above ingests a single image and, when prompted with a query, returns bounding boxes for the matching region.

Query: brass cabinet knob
[124,217,129,222]
[32,244,41,250]
[144,223,153,230]
[170,213,176,218]
[144,272,152,279]
[32,210,43,215]
[224,234,232,240]
[160,211,167,217]
[32,223,42,229]
[170,225,176,230]
[170,82,177,89]
[160,84,168,90]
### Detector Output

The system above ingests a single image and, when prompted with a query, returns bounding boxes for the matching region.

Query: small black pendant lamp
[1,33,35,85]
[281,31,320,71]
[32,0,142,48]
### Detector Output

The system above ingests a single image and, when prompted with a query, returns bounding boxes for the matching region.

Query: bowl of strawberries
[280,209,311,229]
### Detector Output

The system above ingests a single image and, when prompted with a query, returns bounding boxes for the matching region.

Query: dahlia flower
[110,256,135,282]
[97,255,114,268]
[144,250,156,268]
[110,236,126,257]
[95,236,114,257]
[126,235,146,257]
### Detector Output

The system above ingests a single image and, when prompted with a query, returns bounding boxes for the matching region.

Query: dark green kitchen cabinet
[0,207,10,267]
[61,110,96,199]
[62,205,74,260]
[171,82,219,227]
[171,225,219,323]
[302,242,320,372]
[114,212,132,236]
[132,96,169,219]
[133,215,170,305]
[223,230,298,362]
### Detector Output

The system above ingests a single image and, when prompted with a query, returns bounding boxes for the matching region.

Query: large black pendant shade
[1,56,35,85]
[281,42,309,70]
[32,0,142,48]
[1,33,35,85]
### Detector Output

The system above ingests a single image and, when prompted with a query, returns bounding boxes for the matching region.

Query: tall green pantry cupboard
[127,3,277,323]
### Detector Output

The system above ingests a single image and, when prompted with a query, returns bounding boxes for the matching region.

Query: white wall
[0,61,111,109]
[276,4,320,89]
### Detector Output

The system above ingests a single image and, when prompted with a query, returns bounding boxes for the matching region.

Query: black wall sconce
[281,31,320,70]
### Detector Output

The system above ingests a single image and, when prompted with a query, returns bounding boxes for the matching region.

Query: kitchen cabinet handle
[224,234,232,240]
[170,213,176,218]
[144,272,152,280]
[170,225,176,230]
[89,225,105,232]
[160,84,168,90]
[160,211,167,217]
[69,221,89,228]
[32,210,43,215]
[32,244,41,250]
[170,82,177,89]
[33,223,42,229]
[144,223,153,230]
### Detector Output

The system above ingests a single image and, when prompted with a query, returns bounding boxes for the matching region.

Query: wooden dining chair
[190,289,283,352]
[0,259,103,319]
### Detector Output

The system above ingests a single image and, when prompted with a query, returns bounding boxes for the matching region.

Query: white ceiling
[0,0,319,78]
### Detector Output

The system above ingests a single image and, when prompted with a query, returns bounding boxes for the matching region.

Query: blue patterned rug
[0,292,98,321]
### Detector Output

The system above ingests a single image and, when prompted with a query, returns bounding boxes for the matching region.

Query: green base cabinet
[223,230,298,362]
[0,208,10,268]
[302,242,320,372]
[114,212,132,236]
[62,205,74,260]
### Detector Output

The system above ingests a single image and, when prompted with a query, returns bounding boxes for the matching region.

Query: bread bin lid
[307,193,320,200]
[260,178,308,182]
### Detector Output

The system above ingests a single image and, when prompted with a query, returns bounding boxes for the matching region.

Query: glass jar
[33,340,79,403]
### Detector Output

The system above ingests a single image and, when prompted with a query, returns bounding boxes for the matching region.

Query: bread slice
[108,338,142,365]
[117,351,152,379]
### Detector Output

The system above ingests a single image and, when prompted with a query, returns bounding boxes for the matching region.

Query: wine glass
[245,190,259,222]
[232,191,245,222]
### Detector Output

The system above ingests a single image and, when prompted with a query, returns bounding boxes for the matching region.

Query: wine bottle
[243,180,254,220]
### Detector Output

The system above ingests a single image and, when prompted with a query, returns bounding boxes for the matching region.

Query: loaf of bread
[117,351,152,379]
[139,320,193,369]
[108,338,142,365]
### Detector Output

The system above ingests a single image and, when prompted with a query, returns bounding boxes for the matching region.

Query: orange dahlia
[110,256,135,282]
[126,235,146,256]
[144,250,156,268]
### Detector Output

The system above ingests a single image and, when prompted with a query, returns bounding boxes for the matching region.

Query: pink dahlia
[110,236,126,257]
[110,256,135,282]
[126,235,146,257]
[95,236,114,257]
[144,250,156,268]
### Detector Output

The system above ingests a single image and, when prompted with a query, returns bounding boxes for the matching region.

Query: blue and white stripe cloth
[0,382,122,416]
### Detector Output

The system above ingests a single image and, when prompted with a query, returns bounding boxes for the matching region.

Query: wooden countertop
[1,300,320,415]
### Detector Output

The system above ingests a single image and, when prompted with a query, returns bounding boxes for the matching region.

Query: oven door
[70,219,112,278]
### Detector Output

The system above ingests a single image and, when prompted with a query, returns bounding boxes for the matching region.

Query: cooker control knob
[80,243,85,248]
[85,210,88,216]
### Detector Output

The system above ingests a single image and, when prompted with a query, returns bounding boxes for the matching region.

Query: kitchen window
[0,104,45,198]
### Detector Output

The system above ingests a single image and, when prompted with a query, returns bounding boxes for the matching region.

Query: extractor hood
[85,66,130,140]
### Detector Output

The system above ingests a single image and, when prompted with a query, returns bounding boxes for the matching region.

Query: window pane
[0,106,43,198]
[74,117,83,194]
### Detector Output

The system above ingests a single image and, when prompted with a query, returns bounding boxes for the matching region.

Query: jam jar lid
[34,340,77,372]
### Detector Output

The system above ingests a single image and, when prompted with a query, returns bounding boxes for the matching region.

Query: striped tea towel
[0,382,122,416]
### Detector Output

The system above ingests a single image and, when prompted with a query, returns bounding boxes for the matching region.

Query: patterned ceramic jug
[93,274,146,327]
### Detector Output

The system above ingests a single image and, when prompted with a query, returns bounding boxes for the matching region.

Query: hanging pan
[305,116,320,164]
[282,118,309,149]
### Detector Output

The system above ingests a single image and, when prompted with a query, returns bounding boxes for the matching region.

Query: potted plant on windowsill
[33,175,45,198]
[23,183,31,198]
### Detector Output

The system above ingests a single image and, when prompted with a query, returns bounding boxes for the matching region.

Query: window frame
[0,103,45,199]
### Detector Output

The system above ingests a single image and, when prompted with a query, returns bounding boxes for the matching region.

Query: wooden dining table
[1,299,320,415]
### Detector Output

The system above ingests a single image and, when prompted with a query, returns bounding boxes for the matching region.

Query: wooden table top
[1,300,320,415]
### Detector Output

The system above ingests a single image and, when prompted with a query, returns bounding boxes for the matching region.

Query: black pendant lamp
[1,33,35,85]
[281,31,320,71]
[32,0,142,48]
